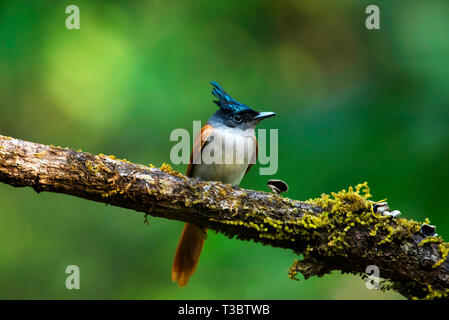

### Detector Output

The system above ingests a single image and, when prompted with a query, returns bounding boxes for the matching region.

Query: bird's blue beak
[252,111,276,120]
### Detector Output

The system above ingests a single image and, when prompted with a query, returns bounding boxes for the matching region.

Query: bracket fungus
[266,179,289,195]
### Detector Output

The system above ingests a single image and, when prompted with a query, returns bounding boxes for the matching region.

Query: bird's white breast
[191,127,256,185]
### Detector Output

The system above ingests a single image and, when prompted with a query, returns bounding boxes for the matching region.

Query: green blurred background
[0,0,448,299]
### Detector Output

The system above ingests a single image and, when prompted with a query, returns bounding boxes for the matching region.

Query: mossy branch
[0,135,448,299]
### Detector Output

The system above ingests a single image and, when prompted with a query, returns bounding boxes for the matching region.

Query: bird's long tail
[172,223,207,287]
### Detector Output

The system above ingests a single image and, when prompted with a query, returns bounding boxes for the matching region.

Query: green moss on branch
[0,135,448,299]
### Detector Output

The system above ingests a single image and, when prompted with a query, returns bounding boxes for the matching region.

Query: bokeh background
[0,0,448,299]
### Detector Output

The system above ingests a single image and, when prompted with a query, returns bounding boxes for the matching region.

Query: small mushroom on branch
[420,224,437,237]
[266,179,288,195]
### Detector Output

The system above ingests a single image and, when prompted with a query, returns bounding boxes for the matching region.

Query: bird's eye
[233,114,243,123]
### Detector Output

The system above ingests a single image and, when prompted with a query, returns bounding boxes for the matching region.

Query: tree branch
[0,135,448,299]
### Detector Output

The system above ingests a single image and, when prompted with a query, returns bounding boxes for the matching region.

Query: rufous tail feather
[171,223,207,286]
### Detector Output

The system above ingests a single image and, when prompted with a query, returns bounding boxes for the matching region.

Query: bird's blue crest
[210,81,253,114]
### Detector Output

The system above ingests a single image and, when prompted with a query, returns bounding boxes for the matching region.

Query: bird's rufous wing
[172,124,213,287]
[185,124,214,177]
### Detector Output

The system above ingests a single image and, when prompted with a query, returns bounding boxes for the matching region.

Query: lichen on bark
[0,135,448,299]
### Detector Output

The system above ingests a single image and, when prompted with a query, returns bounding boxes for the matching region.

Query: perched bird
[171,81,276,286]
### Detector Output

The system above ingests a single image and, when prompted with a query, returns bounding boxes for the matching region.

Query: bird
[171,81,276,286]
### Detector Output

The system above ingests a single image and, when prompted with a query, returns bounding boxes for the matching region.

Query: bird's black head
[209,81,276,129]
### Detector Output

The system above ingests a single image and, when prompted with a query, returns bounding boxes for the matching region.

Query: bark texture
[0,135,448,299]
